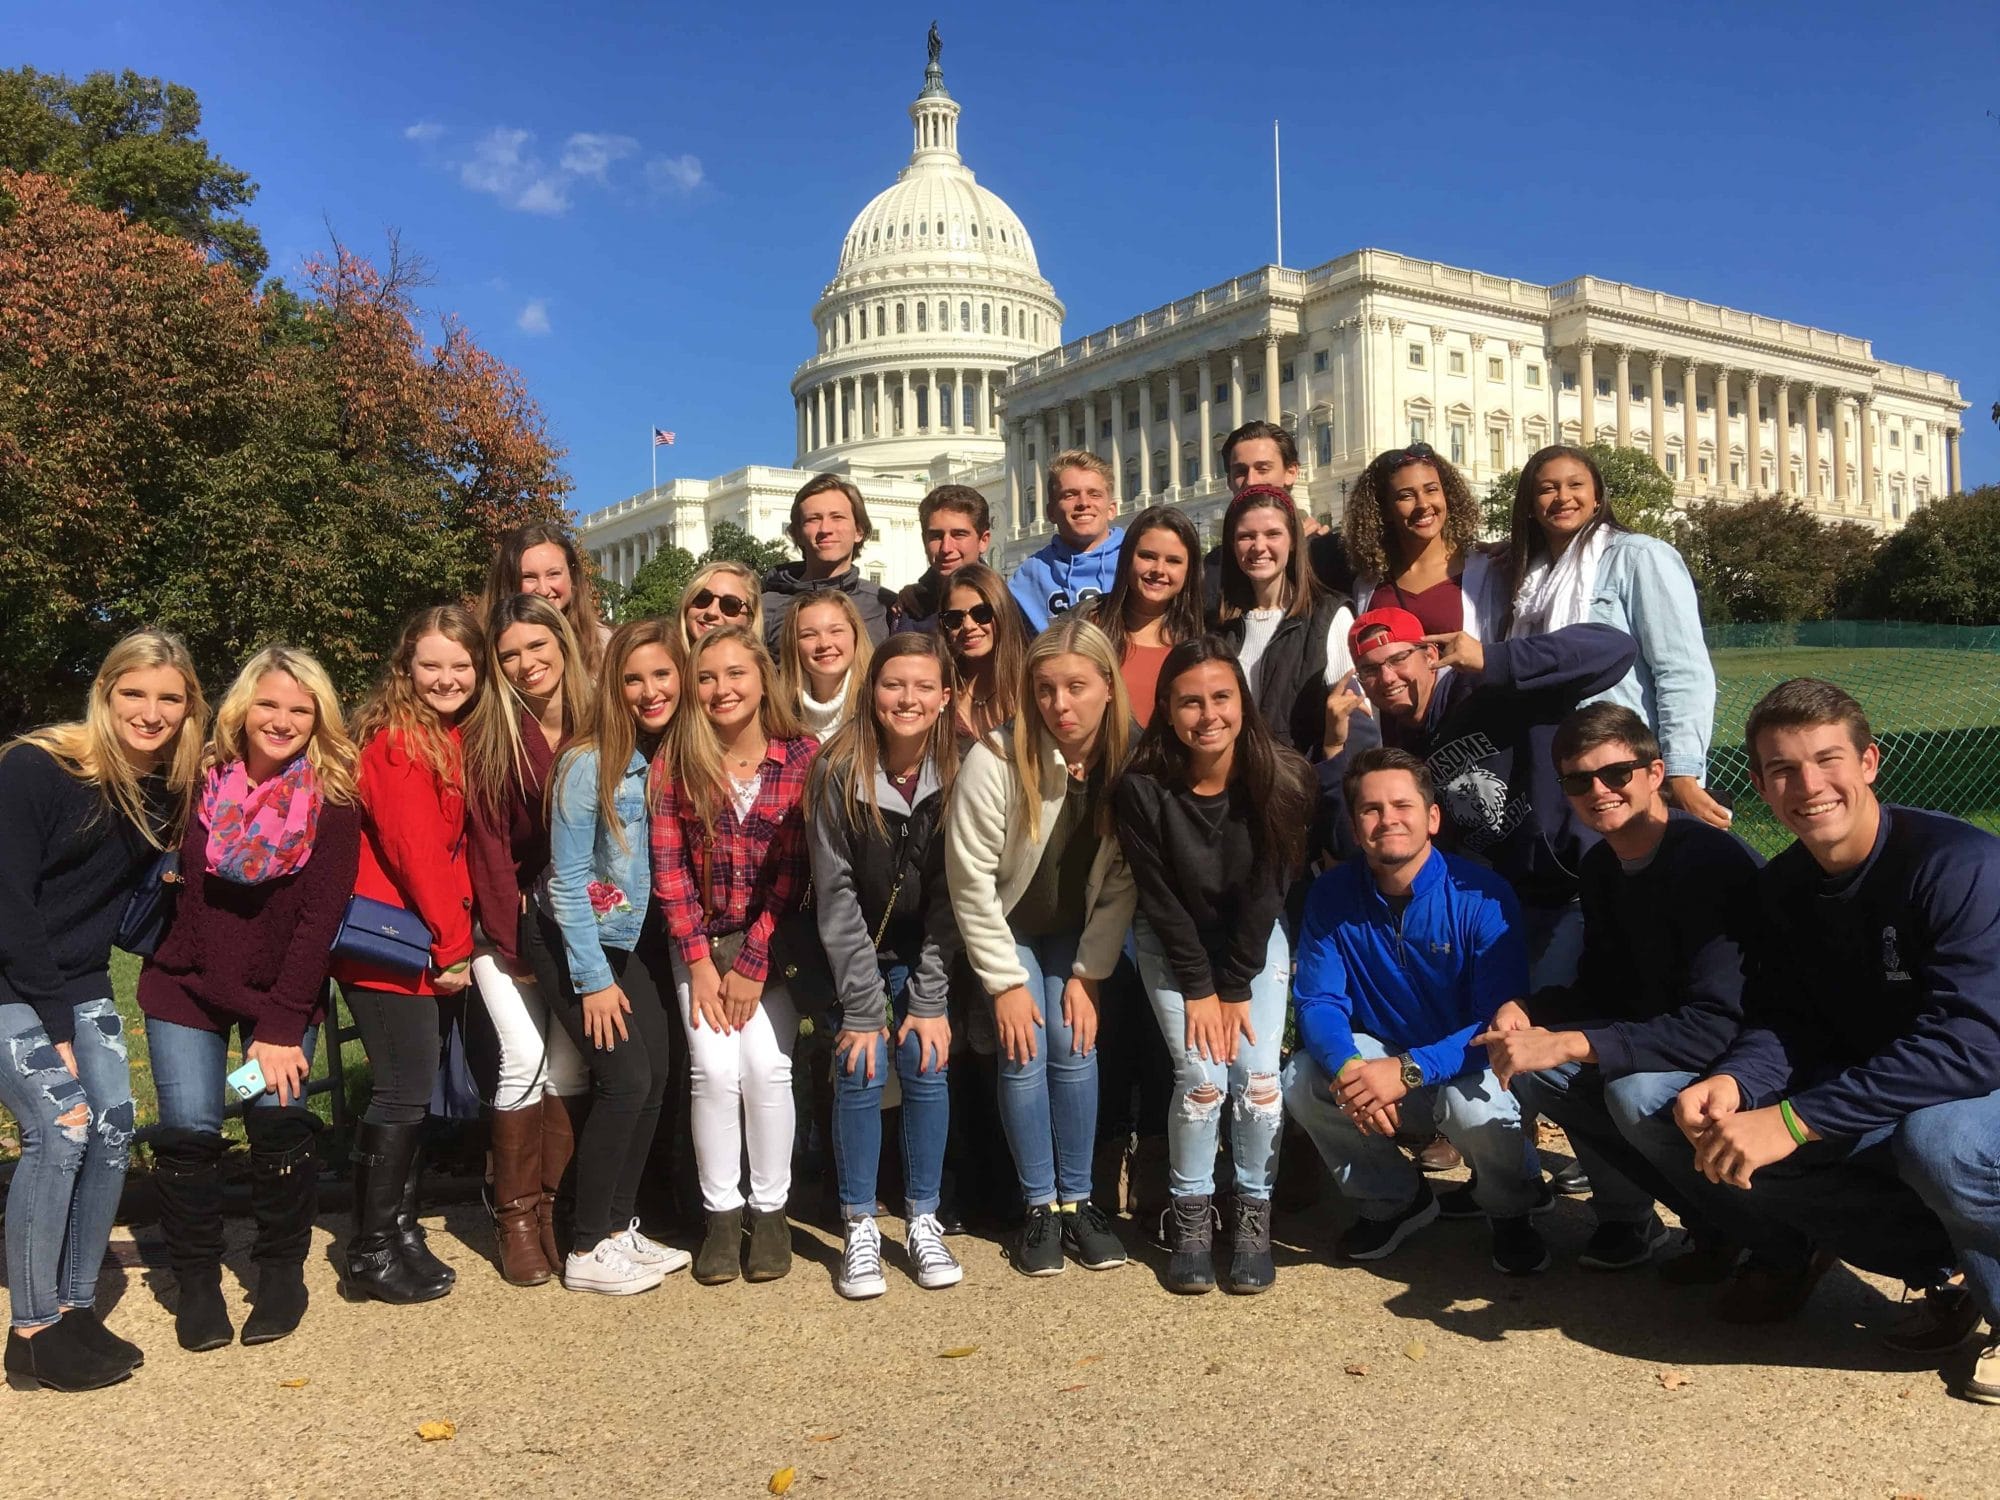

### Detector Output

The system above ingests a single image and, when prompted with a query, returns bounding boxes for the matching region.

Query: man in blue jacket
[1478,703,1762,1275]
[1625,679,2000,1404]
[1283,746,1549,1275]
[1006,450,1124,632]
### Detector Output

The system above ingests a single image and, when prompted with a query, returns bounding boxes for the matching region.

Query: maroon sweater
[466,710,568,968]
[138,799,363,1048]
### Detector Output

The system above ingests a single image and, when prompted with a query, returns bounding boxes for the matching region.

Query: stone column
[1613,345,1631,446]
[978,369,991,435]
[1575,342,1595,444]
[1858,395,1875,510]
[1109,386,1125,499]
[1712,367,1732,494]
[1166,368,1183,492]
[1083,397,1097,456]
[1742,372,1762,493]
[1197,357,1214,485]
[1648,353,1666,470]
[1802,385,1821,501]
[1948,427,1963,493]
[1229,347,1245,432]
[1681,359,1699,488]
[1833,395,1852,506]
[1005,421,1023,538]
[1138,380,1154,498]
[1057,404,1072,452]
[1775,380,1791,493]
[1264,334,1282,423]
[1297,351,1316,477]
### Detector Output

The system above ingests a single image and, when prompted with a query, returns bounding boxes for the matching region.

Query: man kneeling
[1283,747,1547,1275]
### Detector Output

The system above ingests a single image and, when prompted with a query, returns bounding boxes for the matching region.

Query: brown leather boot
[539,1092,585,1269]
[489,1105,551,1286]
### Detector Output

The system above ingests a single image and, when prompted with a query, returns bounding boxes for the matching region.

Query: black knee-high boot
[241,1107,319,1345]
[151,1127,233,1352]
[395,1124,455,1284]
[345,1120,452,1304]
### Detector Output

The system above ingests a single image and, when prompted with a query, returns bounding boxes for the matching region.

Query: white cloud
[458,127,570,213]
[560,132,638,181]
[403,120,444,144]
[516,299,552,335]
[646,153,705,193]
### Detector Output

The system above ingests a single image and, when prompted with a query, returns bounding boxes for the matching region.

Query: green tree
[0,67,266,278]
[1673,498,1878,624]
[614,522,794,623]
[703,520,794,577]
[1859,485,2000,624]
[1481,443,1678,542]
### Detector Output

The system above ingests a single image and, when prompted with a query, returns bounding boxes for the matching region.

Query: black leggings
[347,987,444,1127]
[523,907,677,1248]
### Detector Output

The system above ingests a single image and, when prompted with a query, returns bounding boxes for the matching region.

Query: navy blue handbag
[329,894,434,976]
[116,849,182,958]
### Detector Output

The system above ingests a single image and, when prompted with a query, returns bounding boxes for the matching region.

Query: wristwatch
[1395,1053,1424,1091]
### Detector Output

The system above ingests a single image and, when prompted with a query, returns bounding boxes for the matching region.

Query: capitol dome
[790,31,1063,479]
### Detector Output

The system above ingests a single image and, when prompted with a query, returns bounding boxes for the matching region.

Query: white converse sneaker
[906,1211,964,1290]
[564,1239,666,1295]
[836,1216,888,1300]
[609,1219,691,1275]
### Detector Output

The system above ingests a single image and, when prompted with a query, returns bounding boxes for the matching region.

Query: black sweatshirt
[1526,811,1763,1078]
[1113,770,1289,1002]
[1715,805,2000,1140]
[0,745,171,1044]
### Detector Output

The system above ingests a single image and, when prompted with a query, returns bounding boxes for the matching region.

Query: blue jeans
[995,931,1097,1206]
[1514,1064,1697,1225]
[1618,1079,1977,1301]
[1133,918,1287,1199]
[0,1000,135,1328]
[1523,900,1585,991]
[830,962,951,1220]
[1284,1033,1538,1219]
[146,1014,319,1133]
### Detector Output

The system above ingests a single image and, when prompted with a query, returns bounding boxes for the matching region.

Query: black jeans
[524,907,677,1249]
[1095,951,1171,1143]
[346,987,443,1127]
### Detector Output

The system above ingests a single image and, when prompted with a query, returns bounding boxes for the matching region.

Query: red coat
[330,727,474,997]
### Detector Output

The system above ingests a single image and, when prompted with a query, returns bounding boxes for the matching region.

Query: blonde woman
[650,625,818,1286]
[0,631,204,1391]
[463,593,593,1287]
[140,646,361,1353]
[677,561,764,647]
[945,616,1137,1277]
[777,589,873,739]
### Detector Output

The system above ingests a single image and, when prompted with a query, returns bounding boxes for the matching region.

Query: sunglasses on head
[939,603,996,631]
[689,589,748,617]
[1557,759,1650,797]
[1377,441,1437,472]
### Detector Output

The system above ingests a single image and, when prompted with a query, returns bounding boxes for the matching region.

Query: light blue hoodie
[1008,527,1126,633]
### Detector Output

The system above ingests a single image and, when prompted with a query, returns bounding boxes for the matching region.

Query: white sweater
[944,728,1136,995]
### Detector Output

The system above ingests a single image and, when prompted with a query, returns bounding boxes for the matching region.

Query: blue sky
[20,0,2000,508]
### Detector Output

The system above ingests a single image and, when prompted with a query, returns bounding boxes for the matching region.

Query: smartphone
[226,1058,268,1100]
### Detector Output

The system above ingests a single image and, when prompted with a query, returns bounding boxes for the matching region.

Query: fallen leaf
[1074,1354,1102,1368]
[939,1346,978,1359]
[1656,1371,1690,1391]
[808,1433,841,1443]
[416,1420,456,1442]
[1059,1383,1088,1393]
[1403,1340,1427,1362]
[1343,1363,1369,1377]
[1204,1360,1222,1375]
[769,1468,797,1495]
[1898,1390,1914,1400]
[277,1377,309,1389]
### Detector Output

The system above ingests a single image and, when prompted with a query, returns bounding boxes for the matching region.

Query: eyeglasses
[689,590,749,617]
[1354,646,1422,680]
[1557,759,1650,797]
[939,603,996,631]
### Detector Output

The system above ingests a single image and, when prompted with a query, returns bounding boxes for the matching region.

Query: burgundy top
[467,708,569,968]
[1367,575,1465,637]
[138,797,363,1048]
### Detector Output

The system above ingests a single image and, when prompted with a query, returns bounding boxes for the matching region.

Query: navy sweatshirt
[1324,623,1635,908]
[1526,811,1763,1078]
[1714,805,2000,1140]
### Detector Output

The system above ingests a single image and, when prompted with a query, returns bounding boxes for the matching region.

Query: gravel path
[4,1190,1996,1499]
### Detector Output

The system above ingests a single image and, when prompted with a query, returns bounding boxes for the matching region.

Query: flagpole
[650,428,657,504]
[1273,119,1283,268]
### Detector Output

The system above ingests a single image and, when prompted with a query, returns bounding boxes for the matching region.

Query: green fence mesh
[1705,622,2000,857]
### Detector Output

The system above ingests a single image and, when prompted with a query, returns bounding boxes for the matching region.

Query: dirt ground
[4,1179,1997,1500]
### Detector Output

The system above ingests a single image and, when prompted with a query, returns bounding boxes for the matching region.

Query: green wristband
[1778,1099,1809,1146]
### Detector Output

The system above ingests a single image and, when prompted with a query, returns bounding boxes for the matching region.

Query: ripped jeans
[1133,919,1288,1200]
[0,999,135,1328]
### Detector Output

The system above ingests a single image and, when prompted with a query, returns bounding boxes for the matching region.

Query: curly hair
[1342,446,1481,584]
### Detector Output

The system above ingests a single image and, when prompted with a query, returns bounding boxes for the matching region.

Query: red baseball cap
[1347,606,1426,664]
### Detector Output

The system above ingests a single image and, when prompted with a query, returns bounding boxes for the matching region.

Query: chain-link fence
[1705,622,2000,856]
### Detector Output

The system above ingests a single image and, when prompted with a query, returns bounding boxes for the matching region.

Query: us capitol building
[581,31,1968,590]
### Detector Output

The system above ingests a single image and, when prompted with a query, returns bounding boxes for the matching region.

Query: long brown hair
[665,625,805,840]
[556,618,684,854]
[935,563,1027,740]
[482,522,606,672]
[1502,444,1627,614]
[350,605,483,791]
[1013,615,1131,840]
[808,634,959,841]
[1088,505,1206,664]
[1344,443,1480,584]
[1216,485,1324,623]
[1122,636,1312,872]
[463,593,594,820]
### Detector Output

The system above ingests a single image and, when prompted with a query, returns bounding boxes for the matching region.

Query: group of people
[3,422,1996,1411]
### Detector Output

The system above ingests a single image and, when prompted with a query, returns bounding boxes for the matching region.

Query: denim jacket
[540,746,650,994]
[1586,533,1716,783]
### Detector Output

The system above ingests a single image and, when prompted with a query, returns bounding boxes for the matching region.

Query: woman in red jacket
[332,605,483,1304]
[140,646,361,1353]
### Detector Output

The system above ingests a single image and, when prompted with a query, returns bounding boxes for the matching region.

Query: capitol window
[1666,386,1680,407]
[1888,429,1900,447]
[1525,363,1543,388]
[1408,344,1425,368]
[843,313,853,342]
[1913,432,1925,452]
[1488,429,1505,469]
[1001,307,1010,335]
[1100,418,1112,440]
[1214,382,1228,405]
[1595,377,1611,398]
[1316,425,1333,466]
[1315,350,1330,374]
[897,303,907,333]
[963,386,977,426]
[981,304,991,332]
[1632,384,1646,403]
[1447,350,1465,375]
[1183,392,1198,414]
[1125,408,1139,429]
[970,223,978,237]
[1695,394,1709,413]
[1666,453,1679,478]
[1183,453,1201,486]
[1246,373,1262,395]
[938,300,949,329]
[875,306,885,336]
[1449,422,1466,464]
[1488,357,1504,382]
[917,303,928,332]
[1280,360,1295,384]
[961,301,971,330]
[1409,417,1426,443]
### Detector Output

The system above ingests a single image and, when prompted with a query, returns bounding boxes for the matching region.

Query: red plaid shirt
[650,735,818,982]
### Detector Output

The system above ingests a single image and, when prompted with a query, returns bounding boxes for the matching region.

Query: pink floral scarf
[200,756,322,885]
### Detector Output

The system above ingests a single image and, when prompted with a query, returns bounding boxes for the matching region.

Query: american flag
[653,428,676,447]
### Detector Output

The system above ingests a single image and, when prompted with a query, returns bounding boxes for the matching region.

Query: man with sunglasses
[1473,704,1762,1274]
[895,485,992,635]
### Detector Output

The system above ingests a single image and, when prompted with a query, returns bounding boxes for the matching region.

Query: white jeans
[673,954,798,1213]
[471,950,588,1111]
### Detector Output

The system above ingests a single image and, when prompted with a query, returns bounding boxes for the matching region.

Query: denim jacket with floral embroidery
[540,746,649,994]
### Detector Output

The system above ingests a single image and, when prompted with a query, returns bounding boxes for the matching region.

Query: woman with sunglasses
[1344,442,1503,639]
[935,563,1028,749]
[677,563,766,648]
[1087,506,1205,730]
[1500,445,1725,830]
[777,590,874,740]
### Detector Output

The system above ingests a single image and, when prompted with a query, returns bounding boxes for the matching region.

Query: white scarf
[1509,525,1612,640]
[799,674,851,739]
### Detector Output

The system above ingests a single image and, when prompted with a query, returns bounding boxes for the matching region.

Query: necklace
[888,765,918,785]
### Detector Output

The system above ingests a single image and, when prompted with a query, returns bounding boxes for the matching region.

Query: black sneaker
[1579,1214,1671,1272]
[1337,1181,1439,1262]
[1883,1284,1984,1354]
[1061,1200,1127,1271]
[1438,1176,1556,1220]
[1015,1205,1065,1277]
[1490,1215,1551,1275]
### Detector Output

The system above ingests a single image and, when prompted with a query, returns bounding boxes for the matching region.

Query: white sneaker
[836,1216,888,1300]
[564,1240,667,1295]
[906,1211,964,1290]
[610,1218,691,1275]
